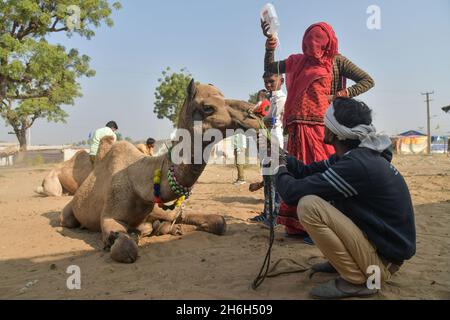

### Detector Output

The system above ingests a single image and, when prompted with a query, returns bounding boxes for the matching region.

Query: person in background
[89,121,118,164]
[261,20,375,238]
[263,71,286,148]
[136,138,156,156]
[447,136,450,157]
[232,132,247,186]
[249,72,287,227]
[275,98,415,299]
[146,138,156,156]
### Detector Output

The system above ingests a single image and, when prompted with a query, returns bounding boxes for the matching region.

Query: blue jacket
[275,148,416,264]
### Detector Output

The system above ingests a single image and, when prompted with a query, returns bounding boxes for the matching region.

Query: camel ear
[187,78,196,99]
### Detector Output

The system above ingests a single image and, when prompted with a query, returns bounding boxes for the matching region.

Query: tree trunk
[16,130,27,152]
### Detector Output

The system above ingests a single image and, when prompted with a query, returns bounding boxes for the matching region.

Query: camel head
[177,79,262,135]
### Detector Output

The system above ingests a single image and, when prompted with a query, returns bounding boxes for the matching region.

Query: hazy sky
[1,0,449,145]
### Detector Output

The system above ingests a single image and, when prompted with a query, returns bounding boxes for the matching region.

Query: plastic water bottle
[260,3,280,38]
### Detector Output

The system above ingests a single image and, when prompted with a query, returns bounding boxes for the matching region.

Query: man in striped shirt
[275,98,416,299]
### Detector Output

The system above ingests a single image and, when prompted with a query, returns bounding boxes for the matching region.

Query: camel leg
[36,171,63,197]
[60,200,80,228]
[128,222,154,240]
[146,205,178,224]
[152,220,197,236]
[102,218,138,264]
[180,213,227,235]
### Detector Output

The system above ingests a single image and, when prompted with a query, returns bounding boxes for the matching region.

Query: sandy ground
[0,155,449,300]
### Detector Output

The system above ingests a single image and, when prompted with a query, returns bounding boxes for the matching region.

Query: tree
[248,91,260,104]
[153,67,193,127]
[0,0,121,151]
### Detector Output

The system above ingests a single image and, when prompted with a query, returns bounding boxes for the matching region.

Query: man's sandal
[310,277,378,300]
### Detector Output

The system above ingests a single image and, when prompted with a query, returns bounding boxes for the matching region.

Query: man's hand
[327,95,335,103]
[279,147,288,167]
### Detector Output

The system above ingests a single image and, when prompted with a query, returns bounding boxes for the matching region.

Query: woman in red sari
[262,21,375,236]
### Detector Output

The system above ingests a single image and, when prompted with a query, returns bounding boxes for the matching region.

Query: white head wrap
[324,103,392,152]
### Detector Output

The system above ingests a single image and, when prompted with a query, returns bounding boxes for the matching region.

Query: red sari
[276,22,340,235]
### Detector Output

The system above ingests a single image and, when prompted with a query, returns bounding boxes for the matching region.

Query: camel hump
[135,144,150,155]
[97,135,116,161]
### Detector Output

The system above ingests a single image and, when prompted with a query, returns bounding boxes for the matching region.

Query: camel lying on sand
[35,150,93,197]
[36,139,152,197]
[61,80,261,263]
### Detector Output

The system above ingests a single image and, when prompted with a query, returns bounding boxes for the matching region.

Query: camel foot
[136,222,153,237]
[110,233,139,264]
[201,215,227,235]
[182,214,227,235]
[60,201,80,229]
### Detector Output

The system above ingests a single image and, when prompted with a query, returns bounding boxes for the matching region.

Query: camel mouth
[236,118,261,132]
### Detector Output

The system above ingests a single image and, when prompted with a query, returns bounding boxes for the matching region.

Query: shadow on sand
[213,196,263,205]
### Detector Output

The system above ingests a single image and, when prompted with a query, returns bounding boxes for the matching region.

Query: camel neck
[173,162,207,189]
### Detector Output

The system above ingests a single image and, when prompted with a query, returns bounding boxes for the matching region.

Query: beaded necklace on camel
[153,150,192,211]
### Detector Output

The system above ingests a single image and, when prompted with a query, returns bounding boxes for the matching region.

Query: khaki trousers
[298,195,391,284]
[234,149,245,181]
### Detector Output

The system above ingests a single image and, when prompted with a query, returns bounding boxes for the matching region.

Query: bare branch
[48,26,69,33]
[10,21,18,36]
[28,112,42,128]
[50,18,60,30]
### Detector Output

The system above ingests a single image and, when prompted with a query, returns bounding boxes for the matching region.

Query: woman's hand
[261,20,278,49]
[261,19,273,39]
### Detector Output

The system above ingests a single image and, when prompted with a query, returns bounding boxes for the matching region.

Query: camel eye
[203,105,215,115]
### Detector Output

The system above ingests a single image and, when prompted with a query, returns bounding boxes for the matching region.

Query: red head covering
[284,22,339,126]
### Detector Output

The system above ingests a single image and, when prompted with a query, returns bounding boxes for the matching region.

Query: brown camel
[36,137,153,197]
[60,80,261,263]
[35,150,93,197]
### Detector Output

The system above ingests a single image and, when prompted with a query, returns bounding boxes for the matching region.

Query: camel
[35,150,93,197]
[36,137,151,197]
[60,80,262,263]
[0,146,18,166]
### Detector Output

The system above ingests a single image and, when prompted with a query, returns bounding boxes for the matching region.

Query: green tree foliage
[0,0,122,150]
[248,91,260,105]
[153,67,192,127]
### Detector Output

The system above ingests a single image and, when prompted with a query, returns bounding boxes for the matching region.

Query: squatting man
[269,98,416,299]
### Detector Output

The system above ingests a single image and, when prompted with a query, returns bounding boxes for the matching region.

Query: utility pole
[421,91,434,155]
